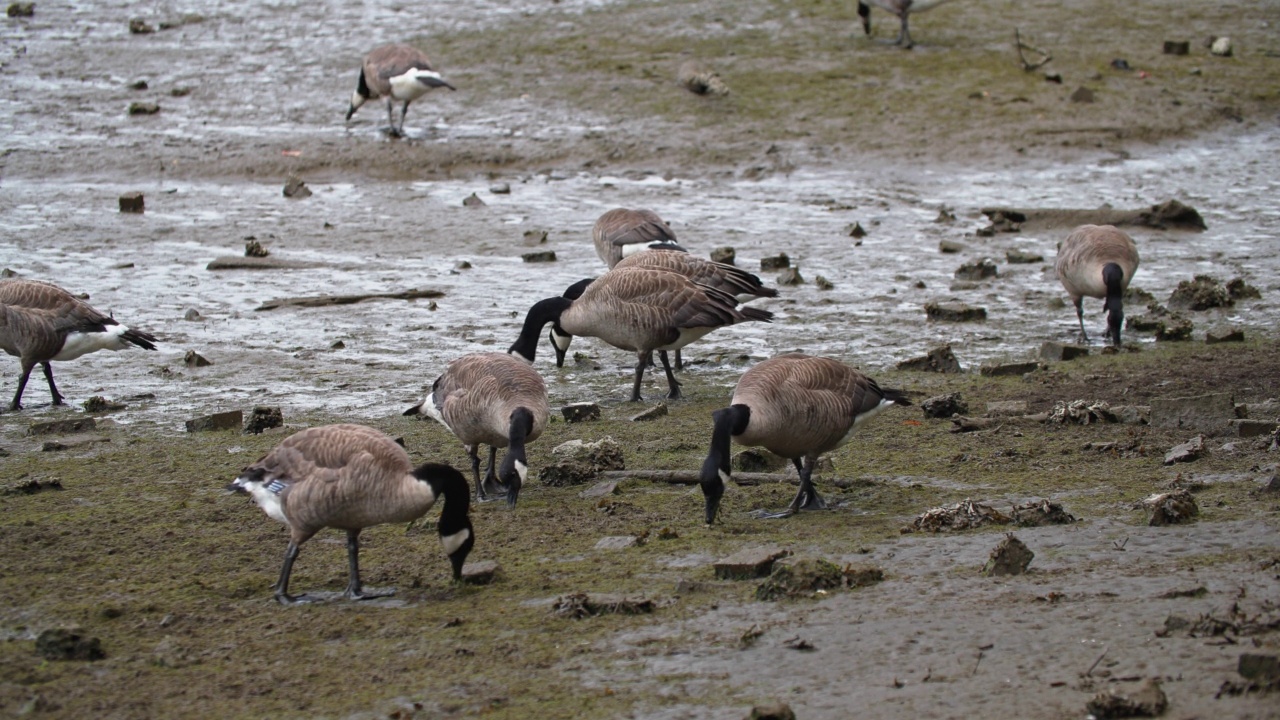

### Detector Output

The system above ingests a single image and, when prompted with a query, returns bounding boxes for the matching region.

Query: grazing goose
[857,0,961,49]
[510,266,773,402]
[1055,224,1140,347]
[0,279,158,411]
[699,353,910,523]
[403,352,549,507]
[346,43,456,137]
[227,424,474,605]
[593,208,685,268]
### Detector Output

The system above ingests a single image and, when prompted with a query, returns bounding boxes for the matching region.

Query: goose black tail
[882,388,912,406]
[740,306,774,323]
[123,329,158,351]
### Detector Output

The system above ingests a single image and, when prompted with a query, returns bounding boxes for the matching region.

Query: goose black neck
[356,69,371,99]
[414,462,471,534]
[498,407,534,507]
[700,404,751,523]
[509,296,572,363]
[1102,262,1124,296]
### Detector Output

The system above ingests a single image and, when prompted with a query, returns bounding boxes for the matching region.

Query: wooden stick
[255,288,444,311]
[1015,28,1052,72]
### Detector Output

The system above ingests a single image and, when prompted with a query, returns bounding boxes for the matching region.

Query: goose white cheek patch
[718,469,731,487]
[441,528,471,556]
[515,460,528,485]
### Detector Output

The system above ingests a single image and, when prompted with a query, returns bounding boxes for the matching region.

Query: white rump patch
[389,69,445,101]
[52,325,131,361]
[659,326,715,351]
[440,528,471,556]
[837,398,898,447]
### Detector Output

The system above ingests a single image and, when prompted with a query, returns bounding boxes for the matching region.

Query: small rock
[243,406,283,435]
[897,344,963,373]
[27,418,96,436]
[462,192,486,207]
[714,546,791,580]
[934,207,956,223]
[979,361,1041,377]
[183,350,211,368]
[170,86,193,97]
[128,79,148,91]
[1070,86,1095,103]
[7,3,35,17]
[756,557,844,601]
[36,629,104,661]
[814,275,833,290]
[903,500,1012,533]
[185,410,243,433]
[939,240,965,254]
[561,402,600,423]
[925,302,987,322]
[1163,40,1190,55]
[983,533,1034,576]
[1005,248,1043,264]
[1111,405,1151,425]
[1144,488,1199,525]
[709,246,736,265]
[127,102,159,115]
[1225,277,1261,300]
[1164,435,1208,465]
[579,481,618,498]
[1086,678,1168,719]
[954,258,998,281]
[843,564,884,588]
[540,437,624,486]
[595,536,639,550]
[1205,328,1244,344]
[330,340,345,349]
[845,222,867,238]
[921,392,968,419]
[1169,275,1232,311]
[747,703,796,720]
[1230,419,1278,438]
[244,239,269,257]
[522,251,556,263]
[82,396,126,413]
[631,402,668,422]
[1210,37,1233,57]
[460,560,499,585]
[489,182,511,195]
[678,60,730,96]
[1040,341,1089,362]
[282,175,312,199]
[986,400,1029,417]
[775,267,804,285]
[2,478,62,496]
[950,280,980,292]
[118,191,145,213]
[1011,499,1076,526]
[128,18,154,34]
[760,253,790,271]
[183,308,201,321]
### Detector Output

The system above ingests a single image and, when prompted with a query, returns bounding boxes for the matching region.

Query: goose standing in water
[593,208,685,268]
[1055,224,1140,347]
[510,266,773,402]
[346,43,456,137]
[0,279,157,411]
[227,424,474,605]
[699,353,910,523]
[404,352,549,507]
[857,0,961,49]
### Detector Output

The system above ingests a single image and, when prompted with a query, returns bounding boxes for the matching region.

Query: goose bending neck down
[1055,224,1140,347]
[346,43,456,138]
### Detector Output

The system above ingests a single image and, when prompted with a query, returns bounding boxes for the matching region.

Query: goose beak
[225,480,248,495]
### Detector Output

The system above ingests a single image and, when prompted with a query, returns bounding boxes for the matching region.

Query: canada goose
[346,43,456,137]
[227,423,474,605]
[549,252,777,368]
[510,266,773,402]
[1055,224,1140,347]
[0,279,158,411]
[699,353,911,523]
[403,352,549,507]
[593,208,685,268]
[857,0,961,49]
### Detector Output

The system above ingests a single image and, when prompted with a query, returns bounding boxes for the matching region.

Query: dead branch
[254,288,445,311]
[1015,28,1052,71]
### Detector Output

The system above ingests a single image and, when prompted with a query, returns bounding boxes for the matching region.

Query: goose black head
[700,404,751,525]
[548,278,595,367]
[1102,262,1126,347]
[347,69,371,121]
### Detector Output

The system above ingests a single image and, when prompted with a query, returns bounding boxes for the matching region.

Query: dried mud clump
[902,499,1012,533]
[1011,499,1077,526]
[243,406,284,435]
[983,533,1034,576]
[1141,489,1199,525]
[552,592,653,619]
[1169,275,1232,311]
[1086,678,1168,719]
[36,629,105,661]
[1046,399,1114,424]
[755,557,844,601]
[539,437,625,486]
[1226,277,1262,300]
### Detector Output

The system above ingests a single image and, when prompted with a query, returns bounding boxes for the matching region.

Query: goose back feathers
[593,208,684,268]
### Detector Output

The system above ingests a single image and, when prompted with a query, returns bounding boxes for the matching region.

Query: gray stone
[631,402,668,422]
[986,400,1029,417]
[1110,405,1150,425]
[42,436,110,452]
[979,361,1041,377]
[183,308,201,321]
[1163,434,1208,465]
[925,302,987,322]
[921,392,968,418]
[1005,249,1044,264]
[185,410,243,433]
[27,418,96,436]
[594,536,639,550]
[1205,328,1245,344]
[939,240,965,254]
[1230,420,1278,438]
[460,560,499,585]
[954,258,998,281]
[462,192,485,207]
[949,280,981,292]
[1163,40,1190,55]
[579,481,618,498]
[1210,37,1233,57]
[709,246,735,265]
[282,175,311,198]
[521,251,556,263]
[118,192,145,213]
[983,534,1033,576]
[489,182,511,194]
[183,350,211,368]
[759,253,790,271]
[244,239,269,257]
[1151,392,1235,435]
[776,267,804,285]
[714,546,791,580]
[561,402,600,423]
[897,344,963,373]
[1040,341,1090,362]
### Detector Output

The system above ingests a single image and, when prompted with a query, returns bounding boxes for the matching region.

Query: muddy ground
[3,1,1280,719]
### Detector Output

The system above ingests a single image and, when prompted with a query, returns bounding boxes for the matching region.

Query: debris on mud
[1226,277,1261,300]
[1164,435,1208,465]
[561,402,600,423]
[954,258,998,281]
[1086,677,1168,719]
[630,402,668,422]
[243,406,283,435]
[756,557,844,600]
[843,563,884,588]
[27,418,96,436]
[282,175,311,199]
[552,592,653,619]
[897,344,963,373]
[184,350,211,368]
[921,392,968,418]
[715,546,791,580]
[677,60,729,96]
[1217,654,1280,697]
[1046,399,1113,424]
[983,533,1034,576]
[244,239,269,257]
[1040,341,1089,362]
[1141,489,1199,525]
[36,629,105,661]
[747,702,797,720]
[925,301,987,322]
[902,499,1012,533]
[1011,499,1077,526]
[1169,275,1233,311]
[979,199,1206,232]
[185,410,243,433]
[539,437,625,486]
[1128,303,1194,341]
[118,191,144,213]
[253,288,444,311]
[2,477,63,496]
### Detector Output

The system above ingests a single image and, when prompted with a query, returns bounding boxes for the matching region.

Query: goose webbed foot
[750,482,827,519]
[274,591,314,606]
[344,586,395,601]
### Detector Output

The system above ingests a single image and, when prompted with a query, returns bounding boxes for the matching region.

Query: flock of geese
[0,40,1142,604]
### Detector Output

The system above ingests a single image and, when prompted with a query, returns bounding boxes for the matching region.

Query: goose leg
[479,445,504,499]
[8,361,35,410]
[674,349,684,372]
[273,541,310,605]
[385,99,402,138]
[753,458,826,519]
[398,100,411,136]
[658,351,683,400]
[344,529,394,600]
[1073,298,1090,344]
[899,15,913,49]
[468,445,495,503]
[630,353,648,402]
[41,362,64,406]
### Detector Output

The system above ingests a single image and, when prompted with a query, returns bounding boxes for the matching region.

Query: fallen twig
[1015,28,1052,71]
[255,288,445,311]
[1084,646,1109,677]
